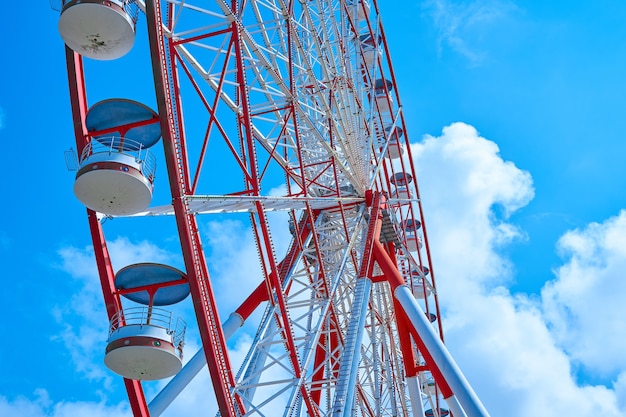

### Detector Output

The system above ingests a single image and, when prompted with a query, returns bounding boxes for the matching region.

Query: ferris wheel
[54,0,491,416]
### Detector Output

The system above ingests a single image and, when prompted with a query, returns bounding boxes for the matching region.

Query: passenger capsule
[374,78,394,114]
[58,0,138,60]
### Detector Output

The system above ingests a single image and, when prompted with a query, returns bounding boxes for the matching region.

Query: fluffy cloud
[423,0,519,64]
[543,211,626,377]
[411,122,624,416]
[410,122,533,295]
[0,389,130,417]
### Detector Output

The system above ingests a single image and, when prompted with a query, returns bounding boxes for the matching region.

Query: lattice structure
[55,0,490,416]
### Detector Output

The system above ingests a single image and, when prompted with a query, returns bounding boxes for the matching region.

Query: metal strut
[331,191,384,415]
[145,0,242,415]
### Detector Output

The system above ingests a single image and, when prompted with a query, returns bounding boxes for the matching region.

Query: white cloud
[0,390,130,417]
[412,122,625,416]
[542,211,626,377]
[614,372,626,412]
[444,289,622,416]
[201,209,292,319]
[202,219,264,314]
[410,122,533,294]
[423,0,519,64]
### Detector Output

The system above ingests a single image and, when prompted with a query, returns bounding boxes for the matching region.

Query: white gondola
[374,78,394,114]
[105,309,186,380]
[411,278,431,299]
[426,311,438,323]
[359,33,382,67]
[58,0,138,60]
[391,172,413,199]
[404,219,423,252]
[104,263,189,381]
[346,0,371,21]
[369,119,405,159]
[73,99,161,216]
[390,172,413,187]
[393,186,411,200]
[410,265,431,298]
[73,140,156,215]
[386,125,405,159]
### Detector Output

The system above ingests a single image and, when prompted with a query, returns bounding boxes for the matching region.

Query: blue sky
[2,0,626,416]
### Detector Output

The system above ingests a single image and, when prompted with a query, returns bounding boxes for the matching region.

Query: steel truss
[61,0,491,416]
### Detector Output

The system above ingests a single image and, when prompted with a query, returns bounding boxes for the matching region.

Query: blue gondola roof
[86,98,161,148]
[115,263,189,306]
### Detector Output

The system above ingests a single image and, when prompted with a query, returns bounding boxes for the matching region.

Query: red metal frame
[145,1,243,415]
[59,0,461,414]
[65,47,151,417]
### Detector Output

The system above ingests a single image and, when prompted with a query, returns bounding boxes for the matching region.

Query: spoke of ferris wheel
[149,205,368,416]
[330,190,382,416]
[232,207,370,415]
[168,1,371,191]
[109,196,419,221]
[174,37,365,193]
[331,276,372,416]
[395,287,490,417]
[406,376,426,417]
[150,216,314,416]
[118,195,365,217]
[374,240,491,417]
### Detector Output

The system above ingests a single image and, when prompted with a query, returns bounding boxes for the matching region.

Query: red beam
[65,47,150,417]
[145,1,241,415]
